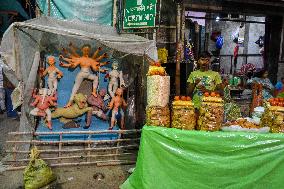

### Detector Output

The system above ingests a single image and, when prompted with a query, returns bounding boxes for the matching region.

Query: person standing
[187,52,223,109]
[247,70,274,100]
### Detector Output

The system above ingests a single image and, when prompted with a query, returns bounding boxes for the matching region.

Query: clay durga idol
[108,88,127,130]
[106,61,125,98]
[40,56,63,95]
[85,88,108,129]
[51,93,92,126]
[30,88,57,130]
[59,44,109,107]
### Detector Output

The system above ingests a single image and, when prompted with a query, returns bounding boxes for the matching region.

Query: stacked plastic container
[146,65,170,127]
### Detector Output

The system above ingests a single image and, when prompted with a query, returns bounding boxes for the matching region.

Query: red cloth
[104,73,109,79]
[240,63,256,75]
[234,45,239,58]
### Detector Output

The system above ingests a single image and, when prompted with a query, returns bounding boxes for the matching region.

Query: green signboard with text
[123,0,157,29]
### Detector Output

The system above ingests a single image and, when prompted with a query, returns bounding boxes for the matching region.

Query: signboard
[123,0,157,29]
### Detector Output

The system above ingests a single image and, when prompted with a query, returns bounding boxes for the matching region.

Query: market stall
[121,126,284,189]
[121,52,284,189]
[0,17,157,167]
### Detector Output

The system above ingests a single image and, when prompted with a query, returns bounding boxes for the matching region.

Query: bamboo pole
[175,2,182,95]
[6,144,139,154]
[48,0,51,16]
[5,153,135,162]
[97,161,136,167]
[87,134,91,162]
[58,133,62,163]
[12,145,16,161]
[8,129,141,136]
[181,5,185,57]
[115,133,122,161]
[113,0,118,27]
[14,23,150,43]
[6,138,140,144]
[5,160,137,171]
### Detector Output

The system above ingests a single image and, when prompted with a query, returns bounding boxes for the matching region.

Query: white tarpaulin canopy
[0,16,157,134]
[0,16,157,74]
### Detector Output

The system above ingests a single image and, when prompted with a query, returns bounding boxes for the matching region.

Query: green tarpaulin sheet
[121,126,284,189]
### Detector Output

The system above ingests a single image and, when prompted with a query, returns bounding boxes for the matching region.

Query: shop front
[122,1,284,188]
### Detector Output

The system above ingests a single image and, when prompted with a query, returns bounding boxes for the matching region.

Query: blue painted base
[36,54,119,141]
[37,116,119,141]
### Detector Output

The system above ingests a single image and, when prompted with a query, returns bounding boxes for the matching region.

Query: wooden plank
[5,153,135,162]
[58,133,62,163]
[6,138,140,144]
[6,144,139,154]
[97,161,137,167]
[5,160,137,171]
[8,129,141,136]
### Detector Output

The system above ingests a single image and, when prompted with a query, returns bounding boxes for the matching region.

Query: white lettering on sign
[128,22,147,26]
[137,0,142,6]
[137,4,146,11]
[128,15,136,21]
[145,14,150,20]
[144,14,154,21]
[124,0,157,28]
[147,3,154,10]
[137,15,143,21]
[128,3,155,12]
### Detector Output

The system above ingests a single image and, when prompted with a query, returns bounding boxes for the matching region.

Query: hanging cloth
[232,45,240,74]
[238,26,245,45]
[234,45,239,58]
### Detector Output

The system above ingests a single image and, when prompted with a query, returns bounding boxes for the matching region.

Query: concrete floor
[0,113,133,189]
[0,113,20,159]
[0,165,132,189]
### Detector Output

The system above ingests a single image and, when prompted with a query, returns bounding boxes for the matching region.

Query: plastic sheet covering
[146,106,170,127]
[261,107,284,133]
[0,17,156,153]
[198,102,224,131]
[172,101,196,130]
[0,16,157,114]
[11,81,23,110]
[147,75,170,107]
[125,95,136,129]
[121,126,284,189]
[36,0,113,25]
[224,102,242,121]
[24,147,56,189]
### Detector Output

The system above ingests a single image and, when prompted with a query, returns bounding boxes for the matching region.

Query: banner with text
[123,0,157,29]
